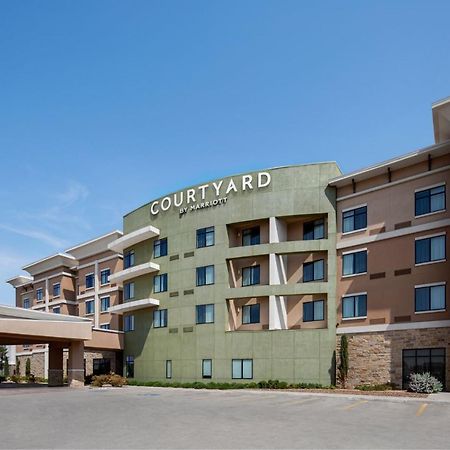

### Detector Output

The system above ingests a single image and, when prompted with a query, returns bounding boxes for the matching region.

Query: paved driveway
[1,386,449,449]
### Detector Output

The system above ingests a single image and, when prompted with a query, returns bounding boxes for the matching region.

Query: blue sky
[1,1,449,304]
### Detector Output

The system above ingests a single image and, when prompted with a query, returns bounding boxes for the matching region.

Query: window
[36,288,43,301]
[86,273,95,289]
[242,304,260,324]
[153,309,168,328]
[202,359,212,379]
[124,314,135,332]
[53,306,61,314]
[303,260,325,282]
[23,298,30,309]
[196,265,214,286]
[342,250,367,276]
[415,284,446,312]
[402,348,446,389]
[100,323,110,330]
[100,269,110,285]
[93,358,111,375]
[124,282,135,300]
[100,296,110,312]
[303,300,325,322]
[196,304,214,324]
[85,300,95,315]
[197,226,215,248]
[154,238,168,258]
[232,359,253,379]
[304,219,325,240]
[343,206,367,233]
[125,356,134,378]
[166,360,172,379]
[415,235,446,264]
[154,274,168,293]
[415,185,445,216]
[242,265,260,286]
[242,227,260,246]
[53,283,61,297]
[124,250,135,269]
[342,294,367,319]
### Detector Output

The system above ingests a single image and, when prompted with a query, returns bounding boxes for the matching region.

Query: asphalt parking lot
[1,385,449,449]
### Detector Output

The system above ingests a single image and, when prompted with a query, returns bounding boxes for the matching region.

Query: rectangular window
[100,296,110,312]
[53,306,61,314]
[303,259,325,282]
[100,269,110,285]
[124,314,135,332]
[85,300,95,315]
[86,273,95,289]
[154,238,168,258]
[343,206,367,233]
[166,360,172,379]
[402,348,446,389]
[23,298,30,309]
[93,358,111,376]
[154,274,168,293]
[415,235,446,264]
[196,304,215,324]
[197,226,215,248]
[415,284,446,312]
[196,265,215,286]
[125,355,134,378]
[232,359,253,379]
[242,265,260,286]
[100,323,110,330]
[342,250,367,276]
[242,304,260,324]
[242,227,260,246]
[124,250,135,269]
[342,294,367,319]
[124,282,135,300]
[415,185,446,216]
[53,283,61,297]
[304,219,325,240]
[36,288,43,301]
[202,359,212,379]
[303,300,325,322]
[153,309,168,328]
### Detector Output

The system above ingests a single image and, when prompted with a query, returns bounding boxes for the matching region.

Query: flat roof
[65,230,123,260]
[22,253,77,277]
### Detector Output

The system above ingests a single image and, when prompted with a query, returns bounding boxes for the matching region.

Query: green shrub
[338,334,349,388]
[408,372,443,394]
[10,375,20,383]
[355,383,396,391]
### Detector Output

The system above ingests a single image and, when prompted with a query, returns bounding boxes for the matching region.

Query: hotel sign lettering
[150,172,271,216]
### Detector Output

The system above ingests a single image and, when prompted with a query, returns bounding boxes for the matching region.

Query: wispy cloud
[54,181,89,207]
[0,224,69,248]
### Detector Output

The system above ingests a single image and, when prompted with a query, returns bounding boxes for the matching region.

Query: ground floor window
[166,360,172,379]
[202,359,212,379]
[125,356,134,378]
[232,359,253,379]
[93,358,111,375]
[402,348,446,388]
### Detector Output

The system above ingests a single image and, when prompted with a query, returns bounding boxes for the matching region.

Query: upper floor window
[415,284,446,313]
[153,309,168,328]
[100,269,110,285]
[124,250,135,269]
[303,300,324,322]
[36,288,43,301]
[304,219,325,240]
[242,265,260,287]
[197,226,215,248]
[100,296,110,312]
[85,299,95,315]
[100,323,110,330]
[415,185,446,217]
[303,260,325,282]
[342,250,367,276]
[23,298,30,309]
[242,304,260,324]
[232,359,253,379]
[196,304,214,324]
[124,282,135,300]
[53,306,61,314]
[154,238,168,258]
[86,273,95,289]
[154,274,168,293]
[196,265,214,286]
[415,235,446,265]
[124,314,135,332]
[53,283,60,297]
[343,206,367,233]
[242,227,260,246]
[342,294,367,319]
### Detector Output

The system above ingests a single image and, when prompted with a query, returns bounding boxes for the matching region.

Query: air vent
[169,328,178,334]
[184,251,195,258]
[369,226,386,235]
[370,272,386,280]
[183,326,194,333]
[262,324,269,330]
[394,315,411,323]
[394,221,411,230]
[169,291,179,298]
[395,268,411,276]
[170,254,180,261]
[184,289,194,295]
[370,318,386,325]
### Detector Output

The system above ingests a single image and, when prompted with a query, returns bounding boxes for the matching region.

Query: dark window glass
[153,309,168,328]
[93,358,111,375]
[303,300,325,322]
[342,295,367,319]
[53,283,60,297]
[415,235,446,264]
[343,206,367,233]
[415,185,445,216]
[304,219,325,240]
[85,300,95,315]
[196,304,214,324]
[100,269,110,285]
[402,348,446,388]
[100,296,110,312]
[154,238,168,258]
[154,274,168,293]
[124,282,135,300]
[242,265,260,286]
[36,289,43,301]
[196,265,215,286]
[415,285,445,312]
[303,260,325,282]
[242,227,260,246]
[124,250,135,269]
[197,227,215,248]
[342,251,367,276]
[242,304,260,324]
[86,274,95,289]
[125,356,134,378]
[124,315,135,332]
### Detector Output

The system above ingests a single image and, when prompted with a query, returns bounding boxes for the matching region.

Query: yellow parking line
[343,400,368,410]
[416,403,428,417]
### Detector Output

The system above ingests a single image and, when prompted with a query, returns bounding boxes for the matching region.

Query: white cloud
[0,224,68,248]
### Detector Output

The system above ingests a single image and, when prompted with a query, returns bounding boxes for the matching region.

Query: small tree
[25,358,31,377]
[16,358,21,376]
[4,355,9,377]
[338,334,349,388]
[0,346,7,377]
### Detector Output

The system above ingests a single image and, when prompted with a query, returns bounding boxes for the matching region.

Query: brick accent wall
[336,327,450,390]
[16,352,46,378]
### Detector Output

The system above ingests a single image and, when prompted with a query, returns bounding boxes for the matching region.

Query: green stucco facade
[122,163,341,385]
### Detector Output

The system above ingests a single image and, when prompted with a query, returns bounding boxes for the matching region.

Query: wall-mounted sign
[150,172,271,217]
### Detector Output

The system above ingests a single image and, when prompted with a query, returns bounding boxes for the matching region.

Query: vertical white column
[45,278,49,312]
[44,344,49,379]
[94,260,99,328]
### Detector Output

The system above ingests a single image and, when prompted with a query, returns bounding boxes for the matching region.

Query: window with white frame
[53,306,61,314]
[343,206,367,233]
[36,288,43,301]
[100,268,110,285]
[85,273,95,289]
[85,299,95,315]
[342,294,367,319]
[415,284,446,313]
[100,323,110,330]
[342,250,367,276]
[415,185,446,217]
[53,283,61,297]
[100,296,110,312]
[415,235,446,265]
